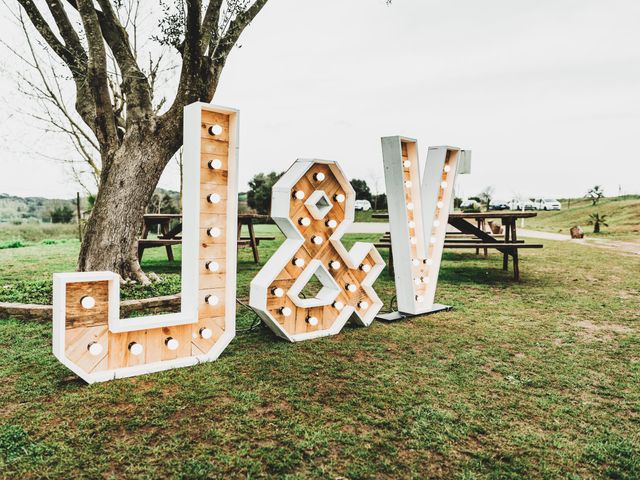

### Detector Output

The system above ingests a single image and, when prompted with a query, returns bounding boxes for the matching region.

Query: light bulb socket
[205,294,219,306]
[208,124,223,136]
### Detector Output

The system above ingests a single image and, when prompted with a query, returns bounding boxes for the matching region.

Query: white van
[534,198,562,210]
[354,200,372,211]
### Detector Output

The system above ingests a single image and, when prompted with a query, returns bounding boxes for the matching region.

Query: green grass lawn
[354,210,388,223]
[525,195,640,239]
[0,227,639,478]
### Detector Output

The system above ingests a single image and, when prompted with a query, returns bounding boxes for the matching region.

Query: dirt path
[518,229,640,255]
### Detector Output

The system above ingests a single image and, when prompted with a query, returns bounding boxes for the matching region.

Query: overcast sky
[1,0,639,201]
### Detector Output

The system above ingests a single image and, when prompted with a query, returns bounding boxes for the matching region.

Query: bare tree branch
[16,0,80,69]
[201,0,223,55]
[94,0,153,124]
[75,0,119,157]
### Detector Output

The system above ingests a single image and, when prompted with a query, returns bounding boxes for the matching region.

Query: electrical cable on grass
[235,298,264,333]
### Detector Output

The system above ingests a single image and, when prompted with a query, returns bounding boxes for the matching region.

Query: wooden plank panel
[108,330,148,369]
[146,325,192,363]
[65,281,109,328]
[65,325,109,373]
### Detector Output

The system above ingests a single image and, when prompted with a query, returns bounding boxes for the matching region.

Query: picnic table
[371,211,543,280]
[138,213,274,263]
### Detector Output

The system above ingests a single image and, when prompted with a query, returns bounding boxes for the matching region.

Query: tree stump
[570,226,584,239]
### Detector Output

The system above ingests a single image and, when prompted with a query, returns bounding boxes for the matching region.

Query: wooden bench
[374,241,543,280]
[239,236,275,246]
[138,236,276,261]
[138,239,182,261]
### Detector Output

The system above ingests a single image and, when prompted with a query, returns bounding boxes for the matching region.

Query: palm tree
[588,212,608,233]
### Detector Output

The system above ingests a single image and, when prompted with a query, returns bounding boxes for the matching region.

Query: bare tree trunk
[77,127,175,284]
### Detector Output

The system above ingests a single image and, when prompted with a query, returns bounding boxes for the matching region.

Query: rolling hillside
[525,195,640,237]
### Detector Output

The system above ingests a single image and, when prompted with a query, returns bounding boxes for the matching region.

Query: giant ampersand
[250,159,385,342]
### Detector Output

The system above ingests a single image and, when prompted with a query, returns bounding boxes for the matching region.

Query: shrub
[0,240,24,250]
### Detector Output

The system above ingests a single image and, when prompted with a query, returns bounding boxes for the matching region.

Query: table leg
[481,219,488,257]
[248,221,260,263]
[161,220,174,262]
[510,220,519,280]
[503,221,511,271]
[475,220,481,255]
[138,222,149,262]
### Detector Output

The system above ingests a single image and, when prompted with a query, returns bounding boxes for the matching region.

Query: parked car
[488,199,510,211]
[354,199,372,211]
[533,198,562,210]
[509,199,536,211]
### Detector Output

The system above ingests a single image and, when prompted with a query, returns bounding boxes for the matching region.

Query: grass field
[0,226,639,478]
[525,195,640,239]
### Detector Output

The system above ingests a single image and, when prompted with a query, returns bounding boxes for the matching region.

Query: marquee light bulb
[298,217,311,226]
[425,258,433,266]
[441,181,448,188]
[293,190,305,200]
[280,306,292,317]
[128,342,143,356]
[207,227,221,238]
[408,220,416,229]
[329,260,341,270]
[404,180,412,188]
[411,258,420,267]
[313,172,325,181]
[206,261,220,272]
[444,165,451,173]
[433,220,440,227]
[437,201,444,209]
[271,287,284,298]
[325,219,338,228]
[205,294,220,306]
[358,300,369,310]
[407,202,414,211]
[403,160,411,168]
[311,235,323,245]
[410,236,418,245]
[87,342,103,356]
[414,277,421,285]
[207,193,221,204]
[359,263,371,273]
[208,159,222,170]
[334,193,345,203]
[415,295,425,303]
[208,124,223,136]
[430,236,437,244]
[306,316,319,326]
[165,337,179,351]
[346,283,357,293]
[80,296,96,309]
[293,257,305,267]
[333,301,344,311]
[199,327,213,339]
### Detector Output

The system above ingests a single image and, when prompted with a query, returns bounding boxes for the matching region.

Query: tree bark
[77,124,175,284]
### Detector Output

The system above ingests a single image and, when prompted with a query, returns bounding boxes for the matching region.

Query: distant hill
[0,193,76,223]
[526,195,640,236]
[0,188,182,224]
